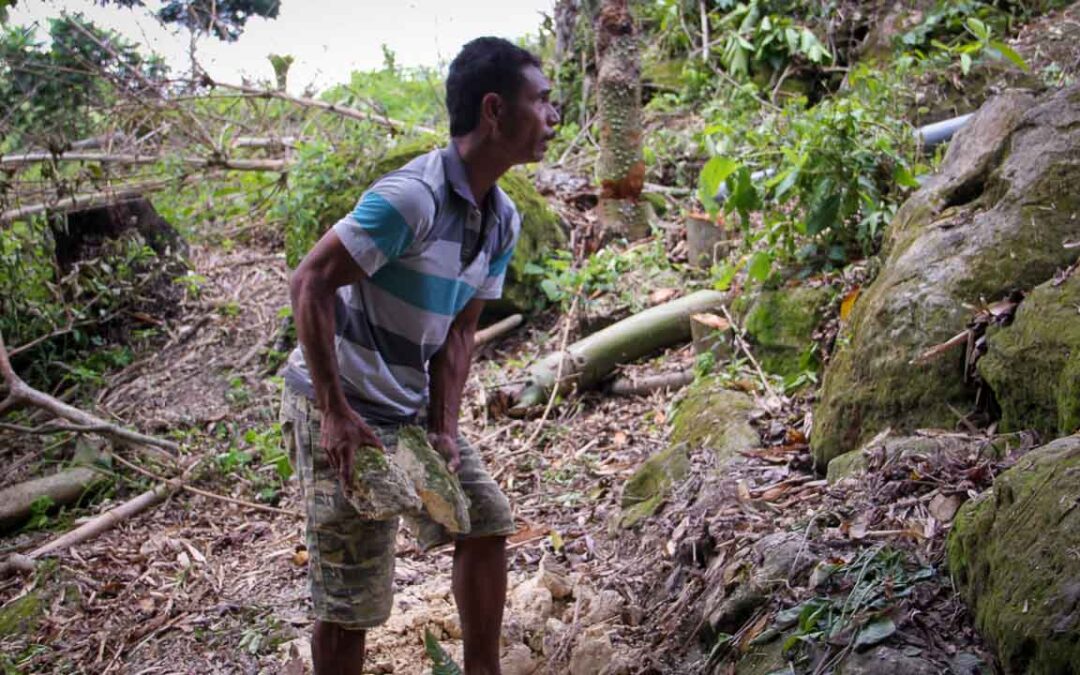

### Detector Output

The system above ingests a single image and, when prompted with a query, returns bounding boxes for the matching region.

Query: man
[280,37,559,675]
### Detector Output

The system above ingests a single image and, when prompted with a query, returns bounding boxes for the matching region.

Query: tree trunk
[0,465,108,532]
[513,290,725,410]
[595,0,650,240]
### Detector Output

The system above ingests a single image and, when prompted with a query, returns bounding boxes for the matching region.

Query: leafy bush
[698,63,924,284]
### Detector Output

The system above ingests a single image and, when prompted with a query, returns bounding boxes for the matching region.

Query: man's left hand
[428,432,461,473]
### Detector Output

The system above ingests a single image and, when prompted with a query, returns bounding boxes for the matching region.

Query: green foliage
[710,0,832,78]
[699,63,923,281]
[423,628,462,675]
[214,422,291,504]
[24,495,55,531]
[0,15,167,150]
[526,238,673,312]
[321,50,446,131]
[771,547,933,663]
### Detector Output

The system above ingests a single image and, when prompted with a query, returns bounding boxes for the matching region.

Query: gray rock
[838,646,937,675]
[813,84,1080,467]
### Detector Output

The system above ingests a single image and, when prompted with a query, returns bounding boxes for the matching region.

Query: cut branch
[1,176,194,224]
[0,151,289,172]
[475,314,524,347]
[607,368,695,396]
[209,80,437,136]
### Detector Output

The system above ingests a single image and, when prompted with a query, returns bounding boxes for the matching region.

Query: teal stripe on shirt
[369,261,478,316]
[352,192,413,260]
[488,247,513,278]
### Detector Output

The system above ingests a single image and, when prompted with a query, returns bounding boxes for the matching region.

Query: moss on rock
[946,435,1080,674]
[670,377,759,462]
[619,443,689,528]
[978,275,1080,438]
[740,285,833,378]
[812,86,1080,468]
[490,169,568,314]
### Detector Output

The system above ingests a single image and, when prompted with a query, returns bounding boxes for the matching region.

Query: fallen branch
[1,176,194,224]
[607,368,694,396]
[210,80,437,136]
[512,290,725,412]
[0,481,174,578]
[475,314,523,347]
[0,330,179,455]
[0,151,288,172]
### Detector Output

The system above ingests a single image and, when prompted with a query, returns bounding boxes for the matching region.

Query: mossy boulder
[735,284,833,379]
[619,443,689,528]
[280,135,566,312]
[670,377,759,462]
[946,435,1080,674]
[978,274,1080,439]
[825,433,1026,483]
[489,169,568,314]
[812,85,1080,469]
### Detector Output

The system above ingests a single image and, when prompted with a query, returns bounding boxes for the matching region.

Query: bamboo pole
[0,152,289,172]
[512,290,726,411]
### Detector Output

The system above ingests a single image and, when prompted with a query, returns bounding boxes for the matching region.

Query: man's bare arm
[289,229,384,485]
[427,298,485,471]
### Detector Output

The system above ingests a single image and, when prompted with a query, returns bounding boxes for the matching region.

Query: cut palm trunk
[595,0,650,240]
[512,290,725,412]
[0,465,109,532]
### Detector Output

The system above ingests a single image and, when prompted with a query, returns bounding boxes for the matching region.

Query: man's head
[446,37,559,164]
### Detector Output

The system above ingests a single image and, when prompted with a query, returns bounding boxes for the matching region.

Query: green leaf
[853,617,896,650]
[423,628,463,675]
[539,279,562,302]
[965,17,989,42]
[989,40,1029,72]
[960,52,972,76]
[893,164,920,189]
[748,251,772,281]
[728,166,762,218]
[805,180,841,236]
[698,156,740,213]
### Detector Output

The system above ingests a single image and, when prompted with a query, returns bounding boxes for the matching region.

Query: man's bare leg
[312,620,366,675]
[453,536,507,674]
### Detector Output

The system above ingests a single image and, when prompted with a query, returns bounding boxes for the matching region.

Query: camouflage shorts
[279,386,515,629]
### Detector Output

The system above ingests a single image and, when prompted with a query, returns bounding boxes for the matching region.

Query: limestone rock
[735,284,834,378]
[670,378,759,461]
[838,646,937,675]
[581,589,625,627]
[346,426,470,533]
[704,533,812,634]
[395,426,470,533]
[569,628,615,675]
[978,274,1080,438]
[511,578,555,635]
[812,85,1080,467]
[537,554,573,600]
[947,435,1080,673]
[619,444,689,528]
[500,643,538,675]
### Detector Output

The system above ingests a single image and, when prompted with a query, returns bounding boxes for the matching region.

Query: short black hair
[446,37,541,137]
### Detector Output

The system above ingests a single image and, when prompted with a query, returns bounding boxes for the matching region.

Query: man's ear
[480,92,503,132]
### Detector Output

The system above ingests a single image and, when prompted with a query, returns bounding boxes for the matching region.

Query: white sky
[9,0,554,92]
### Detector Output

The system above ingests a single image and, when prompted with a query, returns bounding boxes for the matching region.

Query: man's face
[499,65,560,164]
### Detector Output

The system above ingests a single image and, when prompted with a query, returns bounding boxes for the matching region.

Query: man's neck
[452,136,512,207]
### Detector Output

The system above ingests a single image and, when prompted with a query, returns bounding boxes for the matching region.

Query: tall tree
[595,0,649,240]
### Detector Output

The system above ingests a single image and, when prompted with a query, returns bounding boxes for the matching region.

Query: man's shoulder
[365,148,445,222]
[377,146,446,201]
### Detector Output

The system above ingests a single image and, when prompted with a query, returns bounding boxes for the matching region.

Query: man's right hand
[319,406,384,490]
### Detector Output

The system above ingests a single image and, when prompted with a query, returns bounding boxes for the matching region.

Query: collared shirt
[284,142,521,423]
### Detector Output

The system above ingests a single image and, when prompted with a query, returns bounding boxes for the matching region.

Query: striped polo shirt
[284,142,520,423]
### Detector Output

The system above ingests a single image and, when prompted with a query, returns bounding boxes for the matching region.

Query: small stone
[582,589,625,626]
[500,643,538,675]
[511,578,554,634]
[569,629,615,675]
[537,554,573,600]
